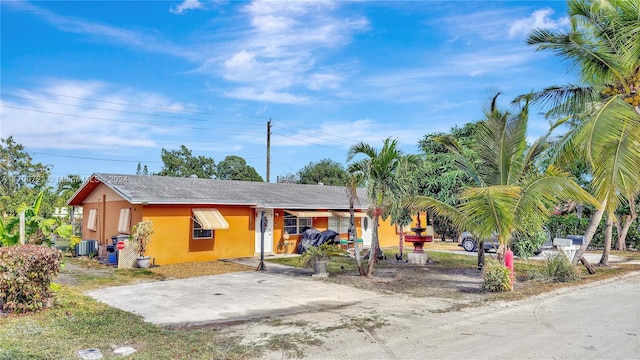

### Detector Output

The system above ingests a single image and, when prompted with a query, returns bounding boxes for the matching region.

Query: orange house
[67,173,401,265]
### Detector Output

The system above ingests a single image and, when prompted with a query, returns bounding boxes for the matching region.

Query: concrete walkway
[87,257,380,328]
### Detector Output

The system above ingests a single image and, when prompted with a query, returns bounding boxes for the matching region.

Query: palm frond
[519,84,598,118]
[458,185,521,243]
[407,195,470,231]
[432,135,483,186]
[575,96,640,213]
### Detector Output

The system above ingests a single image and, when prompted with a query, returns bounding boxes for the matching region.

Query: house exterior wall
[81,184,143,245]
[142,205,254,265]
[377,216,399,248]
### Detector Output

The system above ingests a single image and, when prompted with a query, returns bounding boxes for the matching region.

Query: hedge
[0,244,62,313]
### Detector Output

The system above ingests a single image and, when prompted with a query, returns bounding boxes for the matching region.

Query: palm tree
[347,138,420,277]
[411,94,596,271]
[345,174,366,276]
[525,0,640,264]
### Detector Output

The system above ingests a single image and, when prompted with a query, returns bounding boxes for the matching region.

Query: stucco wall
[142,205,254,265]
[81,184,143,245]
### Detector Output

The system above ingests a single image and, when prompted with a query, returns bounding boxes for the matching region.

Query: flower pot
[313,260,328,275]
[136,256,151,268]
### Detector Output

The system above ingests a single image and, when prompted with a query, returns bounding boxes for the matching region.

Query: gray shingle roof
[90,173,369,210]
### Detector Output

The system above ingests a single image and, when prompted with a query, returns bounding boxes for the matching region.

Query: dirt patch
[329,262,485,300]
[55,257,254,285]
[149,260,253,279]
[56,260,115,286]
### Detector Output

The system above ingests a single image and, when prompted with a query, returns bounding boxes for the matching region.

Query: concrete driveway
[87,261,382,328]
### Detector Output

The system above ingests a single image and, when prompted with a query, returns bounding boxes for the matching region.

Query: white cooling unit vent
[76,240,98,256]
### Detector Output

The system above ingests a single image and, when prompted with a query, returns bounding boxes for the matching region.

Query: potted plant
[130,220,154,268]
[301,243,344,277]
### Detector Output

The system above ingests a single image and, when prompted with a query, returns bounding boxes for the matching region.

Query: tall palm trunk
[366,213,380,277]
[599,213,613,266]
[572,199,607,266]
[350,196,365,276]
[616,196,637,251]
[477,239,485,270]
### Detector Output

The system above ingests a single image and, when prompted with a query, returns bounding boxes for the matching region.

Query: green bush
[545,213,605,247]
[482,259,511,292]
[0,244,62,313]
[511,228,548,259]
[545,213,640,249]
[535,253,580,283]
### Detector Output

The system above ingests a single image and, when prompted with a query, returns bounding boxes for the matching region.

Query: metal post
[19,211,25,245]
[256,210,267,271]
[266,119,271,183]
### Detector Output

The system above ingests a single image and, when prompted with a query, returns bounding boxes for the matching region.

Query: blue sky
[1,0,576,184]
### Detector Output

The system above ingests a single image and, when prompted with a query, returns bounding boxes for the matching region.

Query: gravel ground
[149,260,253,279]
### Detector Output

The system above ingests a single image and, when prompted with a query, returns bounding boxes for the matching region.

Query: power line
[1,105,265,133]
[29,151,162,163]
[272,118,363,145]
[1,93,264,127]
[271,124,354,148]
[12,88,268,119]
[271,131,347,152]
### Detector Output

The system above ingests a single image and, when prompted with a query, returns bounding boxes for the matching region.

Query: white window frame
[328,216,351,233]
[284,215,312,235]
[192,218,213,239]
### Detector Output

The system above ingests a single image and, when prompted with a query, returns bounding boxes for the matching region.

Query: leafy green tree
[216,155,263,182]
[412,94,596,272]
[1,191,77,247]
[347,138,421,277]
[417,123,480,240]
[525,0,640,265]
[156,145,216,178]
[298,159,349,186]
[0,137,52,216]
[55,174,83,207]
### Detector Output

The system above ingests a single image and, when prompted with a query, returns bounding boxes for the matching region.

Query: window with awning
[328,216,351,233]
[331,211,368,218]
[86,209,98,231]
[284,210,333,218]
[192,209,229,230]
[117,208,131,234]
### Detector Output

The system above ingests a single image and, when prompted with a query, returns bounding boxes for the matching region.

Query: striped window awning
[331,211,368,218]
[86,209,98,231]
[117,208,131,234]
[284,210,333,218]
[192,208,229,230]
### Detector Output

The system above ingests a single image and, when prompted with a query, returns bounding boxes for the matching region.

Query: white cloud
[8,1,200,61]
[508,8,569,39]
[307,72,342,90]
[1,80,192,150]
[214,0,369,103]
[170,0,204,15]
[169,0,229,14]
[438,8,523,42]
[223,88,309,104]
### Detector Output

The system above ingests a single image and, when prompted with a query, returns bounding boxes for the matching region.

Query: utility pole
[266,119,271,183]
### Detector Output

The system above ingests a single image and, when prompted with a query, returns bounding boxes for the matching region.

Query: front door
[255,209,274,255]
[360,216,372,247]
